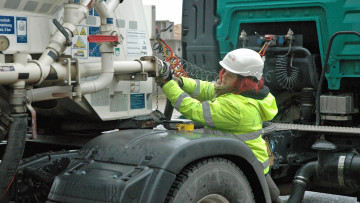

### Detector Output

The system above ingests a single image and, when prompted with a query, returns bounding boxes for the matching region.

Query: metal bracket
[26,101,37,140]
[116,73,148,81]
[140,56,162,77]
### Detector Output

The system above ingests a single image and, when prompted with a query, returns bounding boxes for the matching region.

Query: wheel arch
[159,137,271,203]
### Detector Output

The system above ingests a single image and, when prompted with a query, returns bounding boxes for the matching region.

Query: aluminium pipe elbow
[36,2,91,84]
[79,53,114,94]
[78,0,119,95]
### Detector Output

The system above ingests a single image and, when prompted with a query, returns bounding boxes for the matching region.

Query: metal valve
[53,19,72,46]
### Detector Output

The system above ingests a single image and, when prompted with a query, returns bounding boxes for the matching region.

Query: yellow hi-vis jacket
[162,77,278,174]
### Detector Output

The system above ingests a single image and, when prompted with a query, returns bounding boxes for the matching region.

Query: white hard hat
[219,48,264,80]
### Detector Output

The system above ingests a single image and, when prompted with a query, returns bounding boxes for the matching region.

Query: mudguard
[48,129,271,202]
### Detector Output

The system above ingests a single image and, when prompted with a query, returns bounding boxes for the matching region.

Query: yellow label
[265,137,274,166]
[74,37,86,49]
[176,123,194,132]
[80,27,86,35]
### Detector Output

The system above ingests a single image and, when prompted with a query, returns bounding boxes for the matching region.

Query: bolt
[81,171,86,175]
[62,59,68,65]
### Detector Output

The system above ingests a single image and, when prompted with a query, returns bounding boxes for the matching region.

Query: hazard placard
[74,37,86,49]
[72,25,88,59]
[80,27,86,35]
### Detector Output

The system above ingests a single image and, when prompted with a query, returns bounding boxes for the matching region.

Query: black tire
[166,158,255,203]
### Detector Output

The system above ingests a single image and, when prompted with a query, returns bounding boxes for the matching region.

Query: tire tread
[165,157,254,203]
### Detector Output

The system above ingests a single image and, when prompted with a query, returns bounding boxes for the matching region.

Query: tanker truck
[1,0,360,202]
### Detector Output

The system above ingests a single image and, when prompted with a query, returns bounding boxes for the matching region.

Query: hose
[152,38,218,82]
[0,114,28,200]
[275,54,301,90]
[287,161,317,203]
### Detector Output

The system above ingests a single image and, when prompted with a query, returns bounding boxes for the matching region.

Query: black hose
[287,161,317,203]
[0,114,27,200]
[248,46,316,90]
[315,31,360,126]
[164,99,174,120]
[275,54,301,90]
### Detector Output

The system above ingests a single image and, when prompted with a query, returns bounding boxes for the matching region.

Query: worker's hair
[219,68,264,94]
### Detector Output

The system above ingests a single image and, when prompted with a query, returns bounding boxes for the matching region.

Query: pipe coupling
[9,88,27,113]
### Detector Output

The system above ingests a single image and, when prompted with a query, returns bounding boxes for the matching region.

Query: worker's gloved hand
[155,62,172,87]
[174,77,184,88]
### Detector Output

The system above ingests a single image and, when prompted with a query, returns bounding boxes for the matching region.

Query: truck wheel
[166,158,255,203]
[0,96,11,141]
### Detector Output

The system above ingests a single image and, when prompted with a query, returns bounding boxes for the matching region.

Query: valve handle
[53,19,72,46]
[88,35,119,43]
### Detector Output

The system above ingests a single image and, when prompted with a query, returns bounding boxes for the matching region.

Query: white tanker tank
[0,0,162,134]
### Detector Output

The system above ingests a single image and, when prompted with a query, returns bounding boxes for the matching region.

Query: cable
[275,54,301,90]
[259,42,270,56]
[156,38,188,77]
[153,37,218,81]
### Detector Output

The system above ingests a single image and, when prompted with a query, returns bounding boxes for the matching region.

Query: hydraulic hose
[0,114,28,200]
[164,99,174,120]
[315,31,360,126]
[275,54,301,90]
[287,161,317,203]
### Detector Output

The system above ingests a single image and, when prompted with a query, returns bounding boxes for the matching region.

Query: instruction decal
[130,93,145,109]
[16,17,27,43]
[130,81,140,93]
[126,30,147,56]
[72,25,88,58]
[0,16,14,34]
[270,140,275,152]
[89,26,101,57]
[0,66,15,72]
[114,47,120,56]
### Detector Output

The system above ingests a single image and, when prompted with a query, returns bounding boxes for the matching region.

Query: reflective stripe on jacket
[162,78,278,174]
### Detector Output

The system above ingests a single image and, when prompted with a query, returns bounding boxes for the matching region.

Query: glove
[174,77,184,88]
[155,62,172,87]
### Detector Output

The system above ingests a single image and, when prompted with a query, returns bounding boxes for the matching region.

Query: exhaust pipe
[287,161,317,203]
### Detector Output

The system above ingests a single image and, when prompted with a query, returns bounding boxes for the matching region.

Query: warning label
[126,30,147,56]
[80,27,86,35]
[130,81,140,93]
[130,93,145,109]
[72,25,88,58]
[89,26,100,57]
[16,17,27,43]
[0,16,14,34]
[74,37,86,48]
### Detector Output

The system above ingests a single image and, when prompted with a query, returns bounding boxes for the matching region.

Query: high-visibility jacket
[162,77,278,174]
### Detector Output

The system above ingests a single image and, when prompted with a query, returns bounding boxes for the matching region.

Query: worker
[156,48,281,203]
